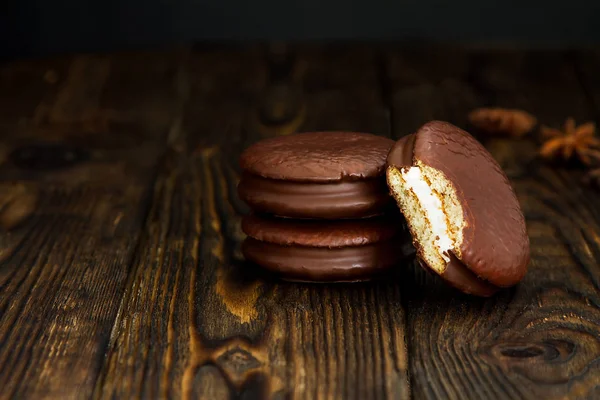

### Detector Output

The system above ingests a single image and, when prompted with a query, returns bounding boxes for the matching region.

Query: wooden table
[0,43,599,400]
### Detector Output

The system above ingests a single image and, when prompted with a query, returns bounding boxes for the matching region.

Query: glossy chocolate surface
[240,131,394,182]
[418,256,499,297]
[242,237,405,282]
[242,213,403,247]
[387,122,529,294]
[412,122,529,287]
[386,134,415,169]
[238,173,391,219]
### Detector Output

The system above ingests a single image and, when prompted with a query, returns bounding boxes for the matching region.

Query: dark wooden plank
[96,43,410,399]
[93,46,272,400]
[385,43,480,137]
[99,50,188,135]
[185,44,267,151]
[0,56,73,124]
[297,43,381,90]
[575,49,600,125]
[296,44,390,136]
[0,51,182,398]
[387,46,600,399]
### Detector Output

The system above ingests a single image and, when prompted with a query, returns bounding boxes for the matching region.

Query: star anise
[539,118,600,165]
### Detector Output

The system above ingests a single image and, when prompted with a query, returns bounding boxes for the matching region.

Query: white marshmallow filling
[387,163,465,274]
[401,167,453,261]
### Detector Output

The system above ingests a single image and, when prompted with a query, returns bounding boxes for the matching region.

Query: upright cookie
[239,132,394,219]
[386,121,530,296]
[241,214,414,282]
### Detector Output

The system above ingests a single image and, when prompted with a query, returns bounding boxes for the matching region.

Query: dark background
[2,0,600,58]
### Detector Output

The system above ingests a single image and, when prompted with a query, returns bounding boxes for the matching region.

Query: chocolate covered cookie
[239,132,394,219]
[241,214,413,282]
[386,121,530,296]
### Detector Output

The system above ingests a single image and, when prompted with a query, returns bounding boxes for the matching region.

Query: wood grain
[387,47,600,399]
[95,43,410,399]
[1,44,600,400]
[0,52,182,398]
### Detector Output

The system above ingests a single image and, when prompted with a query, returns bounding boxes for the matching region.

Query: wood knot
[259,84,303,125]
[481,291,600,389]
[483,335,598,384]
[0,183,38,230]
[493,340,574,363]
[499,345,544,358]
[252,83,305,138]
[216,347,262,376]
[9,143,88,170]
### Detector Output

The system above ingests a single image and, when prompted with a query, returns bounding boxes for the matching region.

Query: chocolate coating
[443,254,499,296]
[386,134,415,169]
[418,256,499,297]
[242,214,414,282]
[387,122,529,293]
[242,238,403,282]
[238,173,391,219]
[242,213,403,247]
[388,134,498,295]
[240,131,394,183]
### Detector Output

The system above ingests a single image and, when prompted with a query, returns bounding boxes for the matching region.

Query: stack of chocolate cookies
[238,123,531,296]
[238,131,413,282]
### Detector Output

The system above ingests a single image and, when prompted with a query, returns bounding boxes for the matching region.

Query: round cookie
[241,214,414,282]
[238,132,394,219]
[386,121,530,296]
